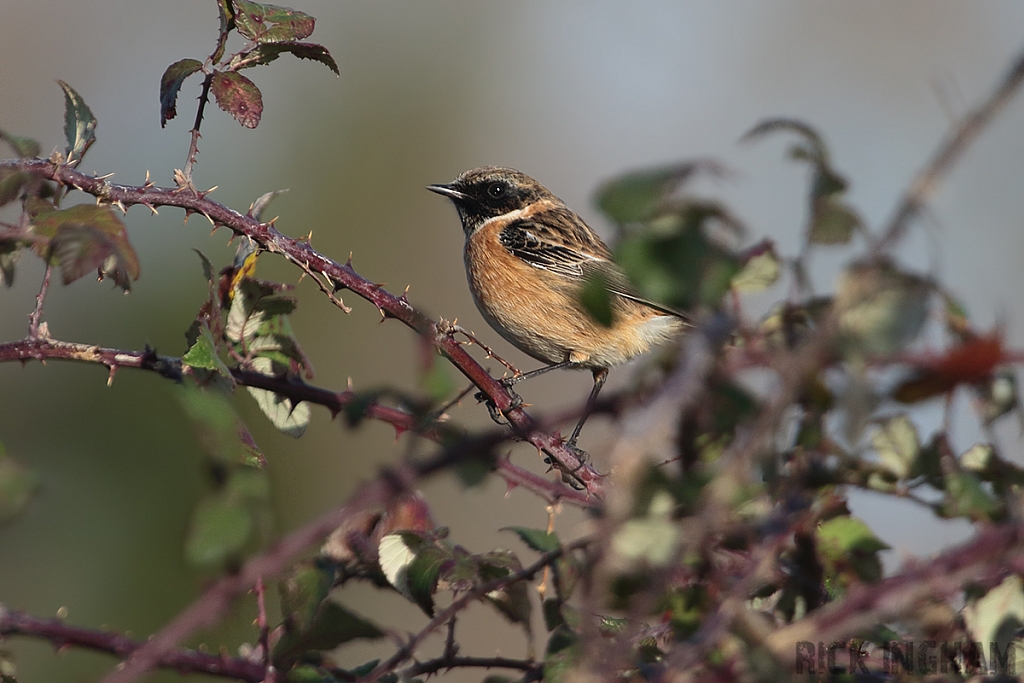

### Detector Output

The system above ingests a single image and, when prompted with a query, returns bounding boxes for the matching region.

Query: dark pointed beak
[426,183,468,201]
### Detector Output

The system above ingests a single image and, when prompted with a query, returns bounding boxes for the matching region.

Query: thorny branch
[101,448,453,683]
[0,157,604,497]
[0,337,595,508]
[875,46,1024,252]
[763,524,1024,667]
[0,606,267,682]
[359,537,591,683]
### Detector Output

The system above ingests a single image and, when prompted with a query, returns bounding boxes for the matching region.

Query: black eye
[486,182,507,199]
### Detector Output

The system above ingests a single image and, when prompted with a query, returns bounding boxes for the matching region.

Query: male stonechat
[428,167,689,445]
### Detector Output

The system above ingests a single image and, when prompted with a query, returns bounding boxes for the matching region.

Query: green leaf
[280,559,337,633]
[194,248,215,283]
[212,0,236,63]
[246,357,311,437]
[597,162,720,224]
[248,188,289,221]
[405,545,448,616]
[963,575,1024,665]
[744,119,864,248]
[284,665,333,683]
[232,42,339,75]
[343,661,380,680]
[419,360,455,404]
[183,322,232,378]
[835,260,931,355]
[0,169,35,208]
[816,515,889,586]
[185,493,253,565]
[454,448,496,488]
[49,224,137,290]
[579,270,614,327]
[611,491,681,566]
[227,466,270,500]
[744,118,830,164]
[942,292,970,333]
[941,470,1001,521]
[176,385,266,468]
[871,415,919,480]
[503,526,560,553]
[542,598,565,632]
[543,631,582,683]
[478,550,532,629]
[817,516,889,556]
[0,129,41,158]
[0,242,19,287]
[273,601,384,668]
[615,199,742,311]
[342,389,386,428]
[233,0,315,43]
[30,204,140,290]
[810,195,860,245]
[960,443,994,474]
[662,587,707,639]
[978,371,1019,425]
[226,279,297,343]
[378,532,418,596]
[731,242,780,292]
[210,70,263,129]
[159,59,204,127]
[0,445,39,525]
[57,81,97,166]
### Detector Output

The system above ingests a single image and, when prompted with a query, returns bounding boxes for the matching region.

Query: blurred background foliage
[4,2,1024,682]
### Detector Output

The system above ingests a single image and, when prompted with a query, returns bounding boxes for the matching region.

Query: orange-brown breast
[464,219,683,368]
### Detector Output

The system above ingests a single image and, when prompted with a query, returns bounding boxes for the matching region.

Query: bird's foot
[475,383,523,425]
[542,443,590,490]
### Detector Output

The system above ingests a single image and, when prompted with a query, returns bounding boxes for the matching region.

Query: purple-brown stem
[0,158,604,497]
[0,607,267,682]
[27,262,52,339]
[0,336,596,508]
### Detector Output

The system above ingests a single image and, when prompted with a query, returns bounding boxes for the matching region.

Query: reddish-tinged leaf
[49,225,134,290]
[160,59,204,127]
[894,331,1005,403]
[376,494,435,538]
[232,42,339,74]
[211,70,263,129]
[232,0,315,43]
[30,204,140,290]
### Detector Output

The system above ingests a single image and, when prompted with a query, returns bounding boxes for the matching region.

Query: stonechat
[428,167,689,445]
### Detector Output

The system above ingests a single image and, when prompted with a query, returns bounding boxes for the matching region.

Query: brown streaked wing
[498,216,688,321]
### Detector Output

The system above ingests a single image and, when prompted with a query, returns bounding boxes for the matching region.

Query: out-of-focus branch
[764,523,1024,665]
[0,337,595,508]
[0,158,604,497]
[100,444,467,683]
[359,537,590,683]
[0,606,266,682]
[875,46,1024,252]
[404,655,542,680]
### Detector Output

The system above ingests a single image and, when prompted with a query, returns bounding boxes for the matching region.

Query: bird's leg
[502,360,575,387]
[567,367,608,446]
[475,360,575,425]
